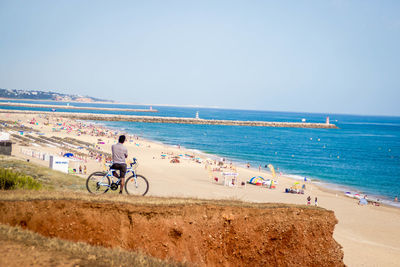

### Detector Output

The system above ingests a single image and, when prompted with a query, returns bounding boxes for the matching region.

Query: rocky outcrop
[0,200,344,266]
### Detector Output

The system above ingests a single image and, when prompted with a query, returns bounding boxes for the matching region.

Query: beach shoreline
[99,118,398,209]
[2,111,400,266]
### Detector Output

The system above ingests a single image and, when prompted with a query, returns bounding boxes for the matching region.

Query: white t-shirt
[111,143,128,164]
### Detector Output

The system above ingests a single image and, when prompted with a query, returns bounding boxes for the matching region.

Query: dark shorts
[111,163,127,178]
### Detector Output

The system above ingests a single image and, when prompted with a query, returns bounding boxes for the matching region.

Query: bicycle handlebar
[106,157,138,168]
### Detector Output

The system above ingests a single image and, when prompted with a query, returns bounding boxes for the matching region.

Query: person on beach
[307,196,311,205]
[395,196,398,202]
[111,135,128,194]
[315,197,318,206]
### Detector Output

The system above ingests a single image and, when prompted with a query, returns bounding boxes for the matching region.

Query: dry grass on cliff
[0,224,182,267]
[0,190,324,214]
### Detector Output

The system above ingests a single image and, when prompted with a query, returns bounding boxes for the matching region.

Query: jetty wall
[0,110,338,129]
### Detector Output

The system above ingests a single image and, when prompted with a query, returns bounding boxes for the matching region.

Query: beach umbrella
[249,176,265,185]
[63,153,74,158]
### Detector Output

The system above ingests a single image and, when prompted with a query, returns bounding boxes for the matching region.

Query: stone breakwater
[0,102,157,112]
[0,110,338,128]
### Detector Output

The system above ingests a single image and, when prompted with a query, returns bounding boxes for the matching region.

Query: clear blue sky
[1,0,399,116]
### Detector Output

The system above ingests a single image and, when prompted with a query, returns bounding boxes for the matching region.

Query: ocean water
[1,101,400,205]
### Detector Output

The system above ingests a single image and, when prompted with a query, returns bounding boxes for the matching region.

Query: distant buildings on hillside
[0,88,111,103]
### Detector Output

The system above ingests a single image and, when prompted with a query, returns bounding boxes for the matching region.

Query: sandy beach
[2,111,400,266]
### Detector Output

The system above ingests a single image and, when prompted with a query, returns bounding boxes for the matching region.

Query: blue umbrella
[63,153,74,158]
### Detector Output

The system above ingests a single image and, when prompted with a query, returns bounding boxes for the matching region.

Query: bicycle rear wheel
[125,175,149,196]
[86,172,110,194]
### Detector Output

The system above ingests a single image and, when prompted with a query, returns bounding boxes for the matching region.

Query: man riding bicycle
[111,135,128,194]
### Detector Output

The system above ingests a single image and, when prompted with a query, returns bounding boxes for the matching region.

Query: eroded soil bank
[0,200,344,266]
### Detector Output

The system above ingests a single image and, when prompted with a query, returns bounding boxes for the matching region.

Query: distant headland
[0,88,112,103]
[0,102,157,113]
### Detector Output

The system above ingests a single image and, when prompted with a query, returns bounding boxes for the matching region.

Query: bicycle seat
[106,162,118,171]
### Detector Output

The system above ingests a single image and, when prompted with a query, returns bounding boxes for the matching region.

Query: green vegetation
[0,158,86,191]
[0,168,42,190]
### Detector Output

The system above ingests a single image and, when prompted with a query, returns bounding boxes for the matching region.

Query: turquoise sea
[1,100,400,207]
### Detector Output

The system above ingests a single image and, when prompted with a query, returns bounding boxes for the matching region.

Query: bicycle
[86,158,149,196]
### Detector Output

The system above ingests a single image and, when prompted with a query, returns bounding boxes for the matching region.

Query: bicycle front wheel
[125,175,149,196]
[86,172,110,194]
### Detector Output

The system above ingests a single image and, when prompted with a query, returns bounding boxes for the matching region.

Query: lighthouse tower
[326,116,330,124]
[195,111,199,119]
